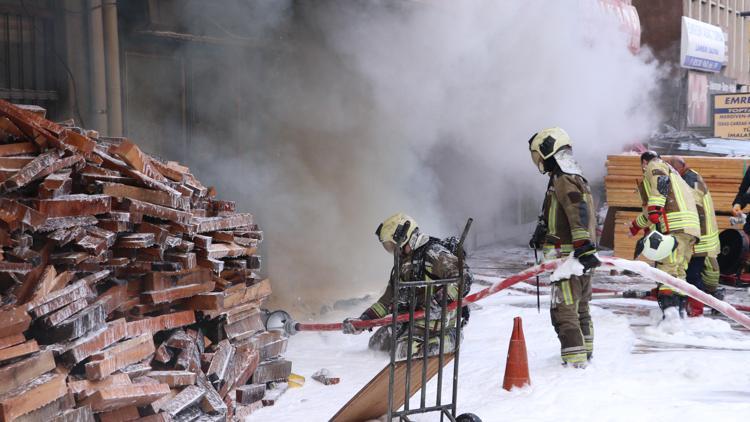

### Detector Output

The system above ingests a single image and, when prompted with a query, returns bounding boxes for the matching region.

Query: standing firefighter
[341,213,471,359]
[628,151,701,316]
[665,156,722,316]
[528,127,600,367]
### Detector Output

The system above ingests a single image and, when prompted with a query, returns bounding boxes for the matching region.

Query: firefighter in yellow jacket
[628,151,701,316]
[665,156,721,316]
[528,127,600,367]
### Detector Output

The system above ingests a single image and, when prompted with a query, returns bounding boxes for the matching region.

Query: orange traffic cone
[502,316,530,391]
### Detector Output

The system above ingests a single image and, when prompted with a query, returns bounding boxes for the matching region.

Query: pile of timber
[0,100,290,421]
[606,154,744,260]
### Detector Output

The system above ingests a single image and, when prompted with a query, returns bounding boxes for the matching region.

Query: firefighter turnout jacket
[541,171,597,258]
[681,168,720,257]
[360,241,464,332]
[635,159,701,239]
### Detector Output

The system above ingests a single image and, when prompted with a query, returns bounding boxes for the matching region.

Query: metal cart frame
[386,218,473,422]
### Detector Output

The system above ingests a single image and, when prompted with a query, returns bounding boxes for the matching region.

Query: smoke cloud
[168,0,663,314]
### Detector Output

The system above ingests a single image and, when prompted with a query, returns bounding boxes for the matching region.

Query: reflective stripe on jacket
[635,159,700,239]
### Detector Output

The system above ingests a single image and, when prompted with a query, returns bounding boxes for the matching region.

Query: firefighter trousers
[656,232,697,295]
[550,274,593,365]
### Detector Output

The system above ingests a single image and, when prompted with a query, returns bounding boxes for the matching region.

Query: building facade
[635,0,750,135]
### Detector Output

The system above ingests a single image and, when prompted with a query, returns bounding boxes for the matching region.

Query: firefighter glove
[529,221,547,249]
[574,240,600,273]
[342,318,364,335]
[628,220,641,237]
[732,204,743,217]
[647,206,663,225]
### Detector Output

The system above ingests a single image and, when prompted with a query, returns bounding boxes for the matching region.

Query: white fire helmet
[634,231,678,261]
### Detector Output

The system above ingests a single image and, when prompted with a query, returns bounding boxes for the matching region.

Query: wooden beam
[0,350,56,396]
[0,372,67,422]
[81,383,170,412]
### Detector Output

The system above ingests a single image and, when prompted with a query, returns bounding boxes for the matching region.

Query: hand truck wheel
[456,413,482,422]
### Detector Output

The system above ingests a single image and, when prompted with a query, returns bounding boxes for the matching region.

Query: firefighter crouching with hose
[341,213,473,359]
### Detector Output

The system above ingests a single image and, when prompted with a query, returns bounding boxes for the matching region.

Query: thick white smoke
[182,0,663,314]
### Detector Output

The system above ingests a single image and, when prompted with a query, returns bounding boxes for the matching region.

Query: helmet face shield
[381,240,397,254]
[530,151,545,174]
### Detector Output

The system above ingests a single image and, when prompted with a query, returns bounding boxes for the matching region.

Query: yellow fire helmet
[528,127,572,174]
[375,212,418,254]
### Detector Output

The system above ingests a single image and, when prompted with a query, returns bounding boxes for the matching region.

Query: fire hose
[273,256,750,335]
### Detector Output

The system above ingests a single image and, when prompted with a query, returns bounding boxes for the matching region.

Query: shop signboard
[681,16,725,73]
[714,93,750,139]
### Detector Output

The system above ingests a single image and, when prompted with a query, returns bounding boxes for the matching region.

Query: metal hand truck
[386,218,481,422]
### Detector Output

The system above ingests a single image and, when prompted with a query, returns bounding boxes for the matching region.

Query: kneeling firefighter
[528,127,600,367]
[341,213,473,359]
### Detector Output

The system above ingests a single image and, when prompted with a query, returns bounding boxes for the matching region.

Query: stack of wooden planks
[0,100,289,421]
[606,154,744,260]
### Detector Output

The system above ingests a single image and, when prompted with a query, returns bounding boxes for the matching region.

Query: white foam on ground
[251,282,750,421]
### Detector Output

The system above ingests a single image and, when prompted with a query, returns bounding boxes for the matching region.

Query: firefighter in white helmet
[341,213,472,359]
[528,127,600,368]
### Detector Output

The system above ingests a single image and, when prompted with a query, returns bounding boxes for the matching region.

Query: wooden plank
[84,334,155,380]
[97,406,140,422]
[0,350,56,396]
[161,385,205,417]
[235,384,265,405]
[27,280,93,318]
[0,199,47,231]
[141,282,214,305]
[248,331,287,361]
[223,312,264,341]
[0,372,67,422]
[95,149,181,197]
[0,142,37,157]
[67,373,132,400]
[59,318,127,364]
[1,150,60,191]
[125,198,192,224]
[17,394,77,422]
[41,298,88,327]
[143,268,211,291]
[124,311,196,338]
[33,194,111,218]
[195,373,226,416]
[252,359,292,384]
[0,334,25,350]
[0,307,31,338]
[102,182,185,210]
[206,340,234,392]
[194,214,253,233]
[49,406,95,422]
[34,302,105,344]
[146,371,196,388]
[0,340,38,363]
[331,355,453,422]
[81,383,170,412]
[38,216,97,232]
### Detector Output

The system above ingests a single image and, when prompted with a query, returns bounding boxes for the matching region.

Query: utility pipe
[102,0,122,136]
[88,0,108,133]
